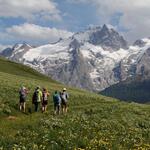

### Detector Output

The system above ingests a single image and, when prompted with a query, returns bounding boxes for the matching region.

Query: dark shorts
[20,96,26,103]
[61,99,67,106]
[42,100,48,106]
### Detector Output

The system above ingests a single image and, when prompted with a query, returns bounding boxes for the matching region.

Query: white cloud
[67,0,150,42]
[5,23,73,44]
[0,0,62,22]
[66,0,87,3]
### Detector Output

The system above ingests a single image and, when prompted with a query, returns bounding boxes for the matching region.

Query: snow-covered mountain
[1,25,150,92]
[1,43,33,59]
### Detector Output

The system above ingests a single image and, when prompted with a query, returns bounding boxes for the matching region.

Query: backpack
[32,90,39,103]
[61,92,68,101]
[53,94,60,104]
[43,92,48,102]
[19,90,26,99]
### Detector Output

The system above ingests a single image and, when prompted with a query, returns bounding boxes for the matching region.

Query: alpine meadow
[1,0,150,149]
[0,57,150,149]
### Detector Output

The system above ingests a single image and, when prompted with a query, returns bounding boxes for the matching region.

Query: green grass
[0,57,150,150]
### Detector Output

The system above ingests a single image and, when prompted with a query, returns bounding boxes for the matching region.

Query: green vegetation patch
[0,57,150,149]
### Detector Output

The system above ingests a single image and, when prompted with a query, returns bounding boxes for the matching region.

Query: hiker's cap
[63,88,66,91]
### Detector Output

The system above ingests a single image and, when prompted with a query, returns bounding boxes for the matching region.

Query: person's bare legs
[54,110,56,115]
[19,103,22,111]
[42,106,44,113]
[54,104,57,115]
[23,102,26,112]
[64,103,68,113]
[61,105,65,114]
[65,106,68,113]
[45,105,47,112]
[43,106,47,113]
[57,105,60,115]
[19,102,25,112]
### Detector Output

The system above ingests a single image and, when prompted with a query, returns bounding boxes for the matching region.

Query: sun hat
[63,88,66,91]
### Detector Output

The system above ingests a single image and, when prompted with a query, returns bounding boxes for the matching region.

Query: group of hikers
[19,86,69,115]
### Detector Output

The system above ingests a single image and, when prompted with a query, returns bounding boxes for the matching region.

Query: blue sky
[56,0,99,31]
[0,0,150,49]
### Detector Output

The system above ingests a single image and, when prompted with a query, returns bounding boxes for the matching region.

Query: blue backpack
[53,94,60,104]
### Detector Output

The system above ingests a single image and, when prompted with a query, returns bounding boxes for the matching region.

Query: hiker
[61,88,69,114]
[53,91,61,115]
[32,86,42,112]
[42,88,50,113]
[19,86,28,112]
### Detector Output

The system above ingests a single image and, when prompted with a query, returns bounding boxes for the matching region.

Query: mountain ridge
[1,25,150,97]
[100,75,150,103]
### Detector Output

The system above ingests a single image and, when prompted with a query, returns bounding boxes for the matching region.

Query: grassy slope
[0,57,150,150]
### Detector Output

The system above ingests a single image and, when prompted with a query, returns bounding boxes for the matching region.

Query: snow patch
[23,40,71,62]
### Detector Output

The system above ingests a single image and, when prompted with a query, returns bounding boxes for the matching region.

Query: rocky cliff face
[89,24,128,50]
[118,38,150,81]
[1,25,150,92]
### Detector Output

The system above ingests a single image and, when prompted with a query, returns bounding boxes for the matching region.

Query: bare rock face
[89,24,128,50]
[41,39,94,91]
[133,39,147,47]
[1,25,150,93]
[0,47,12,57]
[136,48,150,79]
[66,39,94,90]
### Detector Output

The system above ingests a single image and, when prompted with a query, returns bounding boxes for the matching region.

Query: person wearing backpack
[32,86,42,112]
[53,91,61,115]
[19,86,28,112]
[42,88,50,113]
[61,88,69,114]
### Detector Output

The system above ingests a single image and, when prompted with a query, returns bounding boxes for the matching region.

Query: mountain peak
[89,24,128,50]
[12,42,32,50]
[70,24,128,51]
[102,24,109,31]
[0,42,33,59]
